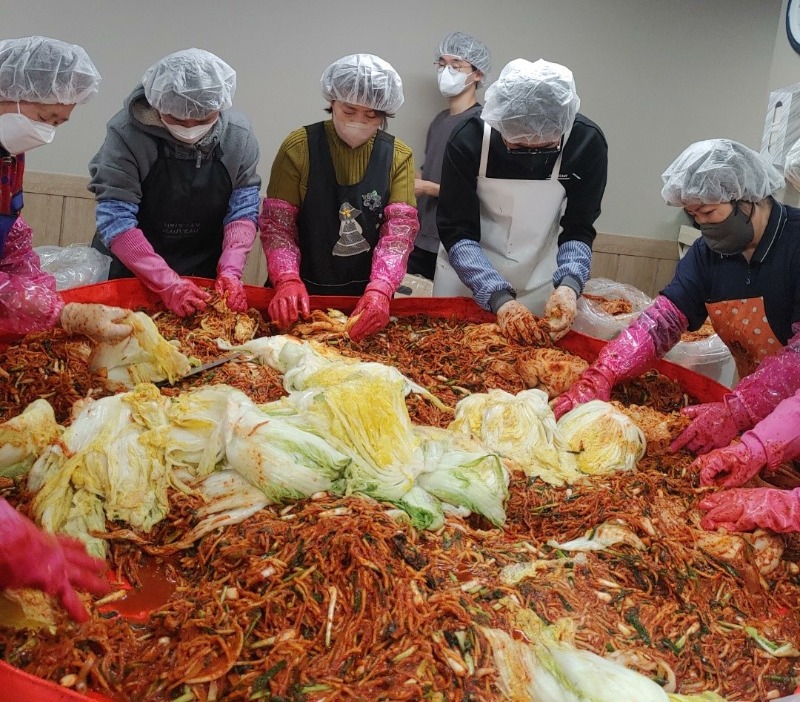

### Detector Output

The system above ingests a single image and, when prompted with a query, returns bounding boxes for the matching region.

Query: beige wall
[3,0,781,242]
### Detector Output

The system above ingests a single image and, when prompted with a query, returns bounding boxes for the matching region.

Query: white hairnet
[436,32,491,79]
[482,58,580,144]
[0,36,101,105]
[661,139,784,206]
[143,49,236,120]
[321,54,404,114]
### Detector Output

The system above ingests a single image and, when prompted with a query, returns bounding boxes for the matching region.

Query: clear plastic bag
[665,332,738,388]
[33,244,111,291]
[572,278,652,341]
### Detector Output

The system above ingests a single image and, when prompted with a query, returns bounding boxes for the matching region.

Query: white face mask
[164,120,216,144]
[0,106,56,153]
[333,114,378,148]
[437,66,474,98]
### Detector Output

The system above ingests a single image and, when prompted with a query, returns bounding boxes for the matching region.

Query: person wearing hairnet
[89,49,261,316]
[409,32,490,281]
[0,36,115,622]
[259,53,418,341]
[553,139,800,532]
[434,58,608,344]
[0,36,132,344]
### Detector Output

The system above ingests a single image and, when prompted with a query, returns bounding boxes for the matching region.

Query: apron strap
[549,128,570,180]
[478,122,492,177]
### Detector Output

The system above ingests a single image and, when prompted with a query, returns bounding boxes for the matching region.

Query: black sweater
[436,113,608,251]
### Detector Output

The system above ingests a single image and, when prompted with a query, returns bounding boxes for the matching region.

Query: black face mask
[699,202,755,255]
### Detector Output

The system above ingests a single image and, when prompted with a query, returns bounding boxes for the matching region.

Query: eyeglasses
[435,60,473,73]
[504,137,562,156]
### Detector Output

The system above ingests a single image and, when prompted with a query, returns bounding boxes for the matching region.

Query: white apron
[433,122,569,315]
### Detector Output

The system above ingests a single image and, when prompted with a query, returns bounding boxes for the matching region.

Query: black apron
[294,121,393,296]
[93,140,232,279]
[0,151,24,257]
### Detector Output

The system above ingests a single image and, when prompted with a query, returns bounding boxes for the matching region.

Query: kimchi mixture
[0,302,798,701]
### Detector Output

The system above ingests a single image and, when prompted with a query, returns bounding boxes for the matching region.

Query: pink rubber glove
[59,303,133,344]
[0,216,64,335]
[110,228,210,317]
[269,277,310,328]
[699,487,800,533]
[348,286,391,341]
[369,203,418,294]
[695,435,768,489]
[669,397,752,455]
[545,286,578,342]
[0,499,110,622]
[675,324,800,455]
[553,295,688,419]
[214,219,256,312]
[697,389,800,487]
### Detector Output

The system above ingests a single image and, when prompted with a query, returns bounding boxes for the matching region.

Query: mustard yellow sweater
[266,120,416,208]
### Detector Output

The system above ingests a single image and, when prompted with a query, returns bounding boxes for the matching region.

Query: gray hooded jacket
[88,85,260,242]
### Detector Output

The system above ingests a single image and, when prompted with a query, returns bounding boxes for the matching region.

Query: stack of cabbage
[450,390,646,486]
[5,337,509,557]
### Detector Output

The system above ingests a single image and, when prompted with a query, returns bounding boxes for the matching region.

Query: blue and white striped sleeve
[224,185,260,226]
[96,199,139,248]
[448,239,515,312]
[553,239,592,295]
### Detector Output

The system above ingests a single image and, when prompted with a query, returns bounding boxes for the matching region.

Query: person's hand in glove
[545,286,578,342]
[695,436,767,489]
[669,397,751,455]
[698,487,800,533]
[215,219,257,312]
[160,278,210,317]
[496,300,549,345]
[59,303,133,344]
[108,228,210,317]
[214,274,248,312]
[0,499,110,623]
[551,365,615,419]
[347,288,391,342]
[268,277,310,328]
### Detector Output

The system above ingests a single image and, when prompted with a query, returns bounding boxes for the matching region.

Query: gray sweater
[88,84,261,204]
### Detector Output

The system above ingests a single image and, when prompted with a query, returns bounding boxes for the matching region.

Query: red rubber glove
[668,396,751,455]
[348,288,391,342]
[699,487,800,533]
[214,274,248,312]
[268,277,310,328]
[0,499,110,622]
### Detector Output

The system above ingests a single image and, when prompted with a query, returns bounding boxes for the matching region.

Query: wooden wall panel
[22,193,63,246]
[20,172,684,297]
[60,198,97,246]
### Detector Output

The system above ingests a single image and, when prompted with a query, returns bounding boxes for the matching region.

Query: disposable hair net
[143,48,236,120]
[321,54,404,114]
[661,139,784,206]
[482,58,579,144]
[0,36,101,105]
[436,32,491,79]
